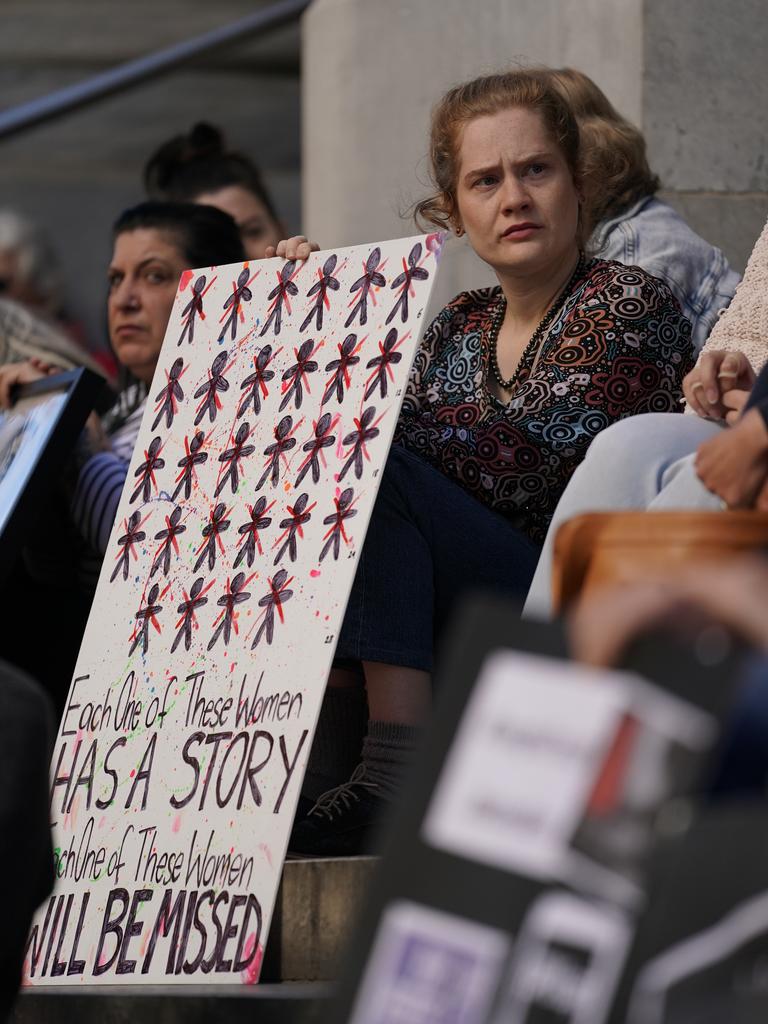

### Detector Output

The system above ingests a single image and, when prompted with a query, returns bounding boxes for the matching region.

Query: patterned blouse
[395,258,695,544]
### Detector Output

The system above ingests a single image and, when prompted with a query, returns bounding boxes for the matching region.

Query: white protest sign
[423,651,715,902]
[26,234,442,985]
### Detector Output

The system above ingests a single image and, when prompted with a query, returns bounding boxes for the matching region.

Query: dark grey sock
[360,719,422,798]
[302,685,368,800]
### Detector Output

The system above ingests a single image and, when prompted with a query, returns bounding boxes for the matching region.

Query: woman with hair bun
[144,122,314,261]
[548,68,740,351]
[290,68,695,857]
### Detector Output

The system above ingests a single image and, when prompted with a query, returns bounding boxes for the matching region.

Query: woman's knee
[584,412,716,477]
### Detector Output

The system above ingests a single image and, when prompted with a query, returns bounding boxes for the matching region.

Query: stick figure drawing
[321,334,360,407]
[364,328,403,400]
[219,267,254,342]
[272,492,315,565]
[295,412,336,487]
[193,502,231,572]
[233,496,274,569]
[215,422,255,497]
[194,351,231,426]
[386,242,429,324]
[130,437,164,504]
[251,569,294,648]
[172,431,208,502]
[178,274,211,346]
[346,247,386,328]
[171,577,211,653]
[207,572,252,650]
[255,415,297,491]
[338,406,381,481]
[301,254,340,331]
[319,487,357,562]
[129,582,164,656]
[110,510,146,583]
[152,356,185,430]
[238,345,276,419]
[149,505,186,578]
[260,261,298,336]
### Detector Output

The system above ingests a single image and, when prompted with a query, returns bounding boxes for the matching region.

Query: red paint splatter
[179,269,194,291]
[310,569,321,578]
[240,937,263,985]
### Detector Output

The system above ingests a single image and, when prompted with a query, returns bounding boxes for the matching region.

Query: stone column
[302,0,768,317]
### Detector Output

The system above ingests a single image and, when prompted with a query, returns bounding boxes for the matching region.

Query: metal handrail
[0,0,312,140]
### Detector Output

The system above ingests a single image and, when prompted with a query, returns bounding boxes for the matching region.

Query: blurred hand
[0,360,47,409]
[695,407,768,507]
[82,411,110,454]
[722,387,751,426]
[683,350,756,420]
[569,558,768,667]
[263,236,320,261]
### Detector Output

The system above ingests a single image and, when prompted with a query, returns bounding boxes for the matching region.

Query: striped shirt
[71,385,146,589]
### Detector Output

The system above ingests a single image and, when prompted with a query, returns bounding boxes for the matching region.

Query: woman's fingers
[266,236,321,261]
[685,381,711,419]
[0,361,46,409]
[684,351,733,419]
[718,350,756,392]
[722,388,750,426]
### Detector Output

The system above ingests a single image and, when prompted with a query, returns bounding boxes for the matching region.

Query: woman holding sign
[291,69,695,856]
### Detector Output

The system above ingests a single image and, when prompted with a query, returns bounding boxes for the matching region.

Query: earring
[454,225,464,237]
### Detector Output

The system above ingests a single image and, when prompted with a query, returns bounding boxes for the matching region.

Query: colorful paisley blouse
[395,258,695,544]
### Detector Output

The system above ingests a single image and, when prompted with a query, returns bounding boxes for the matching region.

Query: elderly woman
[290,68,695,856]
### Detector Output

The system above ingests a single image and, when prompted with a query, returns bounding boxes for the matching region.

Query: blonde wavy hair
[414,69,591,248]
[547,67,660,225]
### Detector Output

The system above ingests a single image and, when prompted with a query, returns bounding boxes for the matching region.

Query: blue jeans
[336,445,540,672]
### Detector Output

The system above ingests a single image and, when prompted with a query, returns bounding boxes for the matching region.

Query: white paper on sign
[423,651,627,883]
[349,901,509,1024]
[27,234,442,986]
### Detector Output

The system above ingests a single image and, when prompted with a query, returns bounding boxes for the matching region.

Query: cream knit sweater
[696,215,768,373]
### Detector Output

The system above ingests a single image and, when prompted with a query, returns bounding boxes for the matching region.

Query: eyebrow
[462,151,555,184]
[108,255,176,275]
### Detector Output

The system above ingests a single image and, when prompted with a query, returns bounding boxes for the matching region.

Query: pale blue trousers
[523,412,725,620]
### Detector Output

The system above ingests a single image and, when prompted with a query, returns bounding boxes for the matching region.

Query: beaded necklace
[489,251,586,391]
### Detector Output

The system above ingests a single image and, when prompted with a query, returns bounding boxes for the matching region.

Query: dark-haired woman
[144,122,315,262]
[290,69,695,857]
[0,201,246,588]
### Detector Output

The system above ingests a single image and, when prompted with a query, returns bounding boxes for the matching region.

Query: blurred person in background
[0,200,245,707]
[0,208,104,374]
[144,121,313,261]
[570,556,768,798]
[548,67,740,352]
[524,215,768,620]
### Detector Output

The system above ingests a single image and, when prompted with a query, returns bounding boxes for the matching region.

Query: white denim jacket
[591,196,741,352]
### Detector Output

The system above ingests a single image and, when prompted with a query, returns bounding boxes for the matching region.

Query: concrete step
[11,983,330,1024]
[263,856,378,981]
